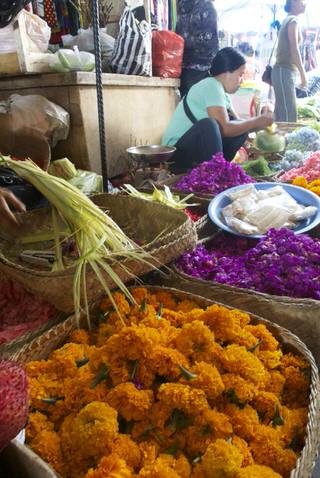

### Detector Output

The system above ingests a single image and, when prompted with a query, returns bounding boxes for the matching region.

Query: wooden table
[0,72,180,177]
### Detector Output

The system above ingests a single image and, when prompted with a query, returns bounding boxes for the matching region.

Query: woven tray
[8,286,320,478]
[0,195,197,314]
[0,311,66,360]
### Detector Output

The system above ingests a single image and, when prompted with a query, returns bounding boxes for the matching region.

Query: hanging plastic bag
[152,30,184,78]
[111,6,152,76]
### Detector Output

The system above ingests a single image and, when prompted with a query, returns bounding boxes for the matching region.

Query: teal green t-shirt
[162,77,231,146]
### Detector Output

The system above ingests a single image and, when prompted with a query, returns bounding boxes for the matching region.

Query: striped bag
[111,6,152,76]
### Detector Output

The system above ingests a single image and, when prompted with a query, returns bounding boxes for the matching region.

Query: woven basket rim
[10,285,320,478]
[173,267,320,306]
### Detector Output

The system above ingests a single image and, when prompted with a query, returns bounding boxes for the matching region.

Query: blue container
[208,182,320,239]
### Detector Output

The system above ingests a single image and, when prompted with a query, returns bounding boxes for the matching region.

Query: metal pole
[91,0,109,192]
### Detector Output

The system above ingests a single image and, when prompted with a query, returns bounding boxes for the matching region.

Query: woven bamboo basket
[0,311,66,360]
[129,187,217,243]
[7,286,320,478]
[0,195,197,314]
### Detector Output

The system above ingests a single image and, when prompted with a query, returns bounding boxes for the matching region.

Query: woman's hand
[255,111,274,129]
[0,188,26,226]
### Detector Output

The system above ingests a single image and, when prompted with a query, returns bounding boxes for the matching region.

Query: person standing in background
[271,0,307,122]
[176,0,219,98]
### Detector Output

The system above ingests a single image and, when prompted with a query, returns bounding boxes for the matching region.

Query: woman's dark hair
[284,0,292,13]
[209,47,246,76]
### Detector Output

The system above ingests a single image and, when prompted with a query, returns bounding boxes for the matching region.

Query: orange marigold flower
[108,357,131,386]
[280,406,308,448]
[55,365,109,422]
[181,361,225,402]
[197,305,245,342]
[161,308,189,328]
[113,291,131,315]
[244,324,279,352]
[139,440,160,468]
[256,350,283,371]
[292,176,308,188]
[231,329,257,350]
[280,353,309,371]
[183,424,211,456]
[253,423,282,444]
[174,321,215,362]
[222,373,257,405]
[309,179,320,187]
[176,299,200,313]
[266,371,285,398]
[148,401,173,431]
[66,401,118,460]
[30,429,65,477]
[184,408,233,456]
[220,344,269,386]
[174,453,192,478]
[111,433,141,470]
[146,345,189,381]
[199,409,233,438]
[107,382,154,421]
[225,404,260,441]
[134,362,156,389]
[84,453,133,478]
[27,374,65,419]
[231,435,253,467]
[69,328,91,345]
[26,411,54,443]
[157,383,209,416]
[142,454,191,478]
[251,391,280,423]
[309,186,320,195]
[235,464,282,478]
[282,366,310,408]
[114,324,163,361]
[26,359,55,377]
[153,290,179,310]
[95,322,117,346]
[202,438,243,478]
[49,342,94,376]
[191,462,205,478]
[131,287,149,302]
[138,456,181,478]
[250,435,297,478]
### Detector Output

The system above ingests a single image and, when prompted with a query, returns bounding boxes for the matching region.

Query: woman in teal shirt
[162,47,273,171]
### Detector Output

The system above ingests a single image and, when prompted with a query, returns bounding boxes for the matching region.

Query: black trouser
[171,118,248,172]
[179,68,209,98]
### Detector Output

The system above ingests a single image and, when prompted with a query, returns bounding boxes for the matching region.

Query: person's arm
[207,105,273,137]
[0,188,26,225]
[288,21,307,88]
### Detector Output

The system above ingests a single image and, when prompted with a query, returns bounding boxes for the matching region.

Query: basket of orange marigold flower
[8,286,320,478]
